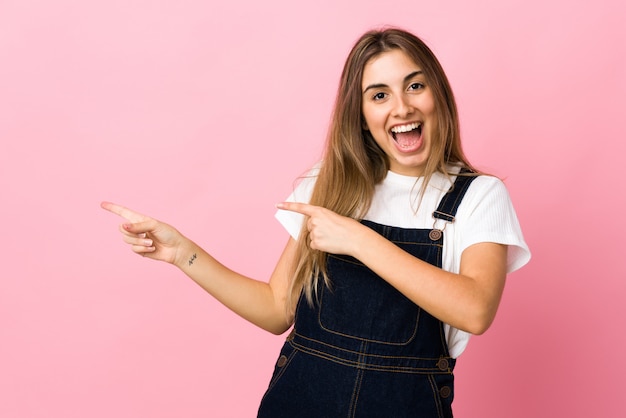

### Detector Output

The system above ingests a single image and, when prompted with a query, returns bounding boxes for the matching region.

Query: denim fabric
[258,174,476,418]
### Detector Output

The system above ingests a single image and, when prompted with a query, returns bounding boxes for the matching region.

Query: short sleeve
[455,176,531,274]
[274,168,319,240]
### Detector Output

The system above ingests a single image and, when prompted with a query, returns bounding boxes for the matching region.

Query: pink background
[1,0,624,417]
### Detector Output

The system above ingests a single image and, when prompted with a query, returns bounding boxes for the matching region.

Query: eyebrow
[362,70,424,94]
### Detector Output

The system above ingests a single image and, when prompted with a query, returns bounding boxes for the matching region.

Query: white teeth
[390,122,421,133]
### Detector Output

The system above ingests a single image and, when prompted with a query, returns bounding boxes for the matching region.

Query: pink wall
[1,0,624,416]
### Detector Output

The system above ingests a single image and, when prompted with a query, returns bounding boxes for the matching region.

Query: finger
[276,202,317,216]
[121,233,154,248]
[121,219,158,235]
[101,201,149,223]
[131,244,156,254]
[117,224,147,240]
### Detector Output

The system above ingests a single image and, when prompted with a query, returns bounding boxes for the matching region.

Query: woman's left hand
[276,202,363,255]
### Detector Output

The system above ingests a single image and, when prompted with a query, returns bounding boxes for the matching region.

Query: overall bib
[259,173,476,418]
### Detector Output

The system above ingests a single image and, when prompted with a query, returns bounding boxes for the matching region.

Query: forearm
[174,239,292,335]
[351,226,506,335]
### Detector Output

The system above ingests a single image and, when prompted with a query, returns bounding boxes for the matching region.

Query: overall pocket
[318,254,420,345]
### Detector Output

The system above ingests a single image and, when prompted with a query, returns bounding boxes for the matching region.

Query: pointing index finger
[276,202,316,216]
[100,201,148,223]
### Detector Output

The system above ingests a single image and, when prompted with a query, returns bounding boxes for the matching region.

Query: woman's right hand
[101,201,186,266]
[102,201,296,334]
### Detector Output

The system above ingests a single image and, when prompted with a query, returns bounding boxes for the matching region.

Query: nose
[392,95,414,118]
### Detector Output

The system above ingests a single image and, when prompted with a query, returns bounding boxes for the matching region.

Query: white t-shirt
[275,166,531,358]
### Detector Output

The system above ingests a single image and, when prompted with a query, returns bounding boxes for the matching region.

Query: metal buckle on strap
[432,210,455,223]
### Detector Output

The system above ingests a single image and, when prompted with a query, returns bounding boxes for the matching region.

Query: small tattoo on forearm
[188,253,197,266]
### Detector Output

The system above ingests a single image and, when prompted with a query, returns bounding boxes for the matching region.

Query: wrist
[174,238,197,270]
[347,220,371,259]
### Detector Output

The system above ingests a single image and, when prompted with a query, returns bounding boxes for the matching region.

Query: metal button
[437,358,449,371]
[277,355,288,368]
[439,386,451,398]
[429,229,442,241]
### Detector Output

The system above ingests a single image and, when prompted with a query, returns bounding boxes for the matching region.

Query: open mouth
[390,122,422,150]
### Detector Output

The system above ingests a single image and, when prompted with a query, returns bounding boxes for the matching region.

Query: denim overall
[259,173,477,418]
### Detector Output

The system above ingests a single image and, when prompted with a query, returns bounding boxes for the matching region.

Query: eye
[408,82,425,91]
[372,92,387,101]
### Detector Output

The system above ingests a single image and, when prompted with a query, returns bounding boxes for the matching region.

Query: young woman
[102,28,530,417]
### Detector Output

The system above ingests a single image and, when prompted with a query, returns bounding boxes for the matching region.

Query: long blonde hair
[289,27,476,307]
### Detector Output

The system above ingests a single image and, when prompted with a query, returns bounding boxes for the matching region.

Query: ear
[362,117,369,131]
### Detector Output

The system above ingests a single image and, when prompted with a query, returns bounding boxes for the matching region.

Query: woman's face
[361,49,436,177]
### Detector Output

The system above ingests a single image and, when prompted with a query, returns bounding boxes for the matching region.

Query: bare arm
[277,202,507,335]
[175,237,297,334]
[350,226,507,335]
[101,202,295,335]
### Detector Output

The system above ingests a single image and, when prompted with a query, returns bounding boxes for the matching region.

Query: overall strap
[432,168,477,223]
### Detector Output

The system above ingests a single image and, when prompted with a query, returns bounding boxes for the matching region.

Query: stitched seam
[317,281,421,346]
[433,171,476,221]
[446,177,471,217]
[292,340,452,374]
[348,343,366,418]
[265,344,298,392]
[428,374,445,418]
[295,332,451,362]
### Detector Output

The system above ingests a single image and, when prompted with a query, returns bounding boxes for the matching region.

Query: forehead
[362,49,422,86]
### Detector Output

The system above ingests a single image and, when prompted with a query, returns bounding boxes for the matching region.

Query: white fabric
[275,165,531,358]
